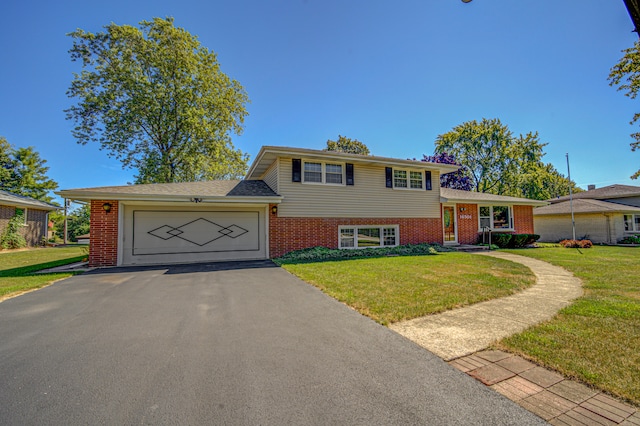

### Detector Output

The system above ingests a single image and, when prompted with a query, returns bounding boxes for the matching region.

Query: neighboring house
[0,190,60,246]
[534,184,640,244]
[57,146,545,267]
[76,234,90,245]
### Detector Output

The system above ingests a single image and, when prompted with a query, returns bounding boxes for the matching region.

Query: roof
[0,190,60,211]
[534,199,640,216]
[440,188,548,206]
[246,146,460,180]
[56,180,282,203]
[550,184,640,203]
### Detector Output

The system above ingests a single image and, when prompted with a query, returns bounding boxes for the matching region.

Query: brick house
[0,190,60,247]
[57,146,546,267]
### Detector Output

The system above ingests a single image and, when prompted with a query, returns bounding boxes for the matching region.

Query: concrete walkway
[389,251,583,361]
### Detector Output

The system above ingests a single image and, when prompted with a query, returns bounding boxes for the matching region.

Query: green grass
[282,252,535,325]
[497,246,640,406]
[0,246,88,299]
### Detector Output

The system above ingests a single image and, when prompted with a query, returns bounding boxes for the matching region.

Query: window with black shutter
[385,167,393,188]
[425,171,432,190]
[346,163,354,186]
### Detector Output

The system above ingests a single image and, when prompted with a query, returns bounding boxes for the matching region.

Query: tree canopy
[325,135,370,155]
[609,40,640,179]
[421,153,473,191]
[66,17,250,184]
[434,118,579,200]
[0,136,58,202]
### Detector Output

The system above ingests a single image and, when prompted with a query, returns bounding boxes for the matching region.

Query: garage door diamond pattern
[147,218,249,247]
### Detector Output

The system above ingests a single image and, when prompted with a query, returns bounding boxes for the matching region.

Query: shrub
[559,239,593,248]
[274,243,452,265]
[619,235,640,244]
[491,233,513,248]
[1,213,27,250]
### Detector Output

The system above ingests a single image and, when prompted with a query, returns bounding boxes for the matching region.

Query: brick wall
[456,203,480,244]
[268,204,443,257]
[513,205,535,234]
[0,205,49,246]
[89,200,118,267]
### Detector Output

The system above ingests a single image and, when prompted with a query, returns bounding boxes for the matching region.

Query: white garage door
[122,208,267,265]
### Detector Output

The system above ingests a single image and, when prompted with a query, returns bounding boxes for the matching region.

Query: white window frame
[338,225,399,249]
[393,168,424,190]
[624,214,640,233]
[478,205,513,231]
[302,160,345,185]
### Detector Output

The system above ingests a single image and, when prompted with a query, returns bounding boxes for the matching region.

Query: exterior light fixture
[459,207,466,212]
[271,206,278,215]
[102,202,112,213]
[190,198,203,203]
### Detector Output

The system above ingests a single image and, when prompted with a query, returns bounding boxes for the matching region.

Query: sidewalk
[390,251,639,424]
[389,251,583,360]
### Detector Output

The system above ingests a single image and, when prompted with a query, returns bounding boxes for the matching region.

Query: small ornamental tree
[1,212,27,249]
[421,153,473,191]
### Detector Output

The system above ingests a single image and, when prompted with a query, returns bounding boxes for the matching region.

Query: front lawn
[0,246,87,300]
[497,246,640,406]
[281,252,535,325]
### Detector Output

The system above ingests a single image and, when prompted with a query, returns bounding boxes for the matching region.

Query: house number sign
[459,214,473,220]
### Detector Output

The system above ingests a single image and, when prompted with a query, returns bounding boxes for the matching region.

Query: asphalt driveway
[0,261,545,425]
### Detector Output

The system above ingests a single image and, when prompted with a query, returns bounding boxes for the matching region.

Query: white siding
[534,213,626,244]
[276,157,441,218]
[262,162,278,194]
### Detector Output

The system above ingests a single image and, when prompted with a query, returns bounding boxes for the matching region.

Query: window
[390,168,424,190]
[394,170,407,188]
[409,171,423,189]
[624,214,640,232]
[339,225,399,249]
[302,161,344,185]
[478,206,513,230]
[304,162,323,183]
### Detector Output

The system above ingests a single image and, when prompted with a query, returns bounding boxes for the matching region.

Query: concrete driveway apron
[0,261,546,425]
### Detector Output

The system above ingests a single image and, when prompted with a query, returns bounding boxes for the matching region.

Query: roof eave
[55,191,283,204]
[246,146,460,179]
[440,195,548,207]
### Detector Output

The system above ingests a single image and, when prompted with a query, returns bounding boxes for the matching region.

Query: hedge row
[481,233,540,248]
[273,243,452,265]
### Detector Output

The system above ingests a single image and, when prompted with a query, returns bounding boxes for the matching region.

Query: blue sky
[0,0,637,204]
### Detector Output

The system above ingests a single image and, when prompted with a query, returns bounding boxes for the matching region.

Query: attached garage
[121,205,268,265]
[57,180,281,267]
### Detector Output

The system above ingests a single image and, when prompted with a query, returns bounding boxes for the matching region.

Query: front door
[443,205,457,244]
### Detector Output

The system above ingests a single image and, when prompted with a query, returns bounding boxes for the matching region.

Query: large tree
[609,40,640,179]
[66,17,250,184]
[421,152,473,191]
[325,135,370,155]
[434,118,579,200]
[0,137,58,202]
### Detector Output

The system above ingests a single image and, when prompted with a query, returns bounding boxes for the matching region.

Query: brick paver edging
[450,350,639,425]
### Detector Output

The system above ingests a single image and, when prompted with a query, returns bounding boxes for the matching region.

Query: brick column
[89,200,119,267]
[513,205,535,234]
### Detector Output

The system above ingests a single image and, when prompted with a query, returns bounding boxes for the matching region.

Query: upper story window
[479,205,513,230]
[624,214,640,232]
[303,161,344,185]
[386,167,431,190]
[292,159,354,186]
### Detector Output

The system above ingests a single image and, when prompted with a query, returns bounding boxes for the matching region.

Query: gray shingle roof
[0,190,60,210]
[56,180,279,201]
[534,199,640,215]
[550,184,640,203]
[440,188,548,206]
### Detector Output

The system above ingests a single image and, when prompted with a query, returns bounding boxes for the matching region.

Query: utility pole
[566,153,576,241]
[64,198,69,245]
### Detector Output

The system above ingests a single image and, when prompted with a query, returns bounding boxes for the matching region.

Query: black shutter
[425,171,432,190]
[385,167,393,188]
[346,163,354,186]
[292,159,301,182]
